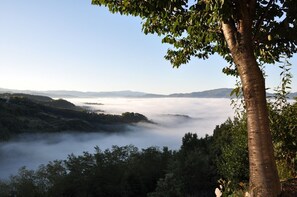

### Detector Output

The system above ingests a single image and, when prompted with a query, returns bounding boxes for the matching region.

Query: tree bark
[221,1,281,194]
[234,44,281,197]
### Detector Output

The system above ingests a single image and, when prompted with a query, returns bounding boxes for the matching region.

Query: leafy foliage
[0,128,241,197]
[92,0,297,71]
[267,58,297,179]
[273,57,293,108]
[212,117,249,187]
[269,101,297,178]
[171,133,215,196]
[0,145,172,197]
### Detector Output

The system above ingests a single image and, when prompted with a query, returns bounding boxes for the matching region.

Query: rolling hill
[0,93,150,141]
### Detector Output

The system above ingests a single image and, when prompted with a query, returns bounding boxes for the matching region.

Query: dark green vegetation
[0,93,149,141]
[1,99,296,197]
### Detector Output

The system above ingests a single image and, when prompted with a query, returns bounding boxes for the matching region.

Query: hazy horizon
[0,86,234,94]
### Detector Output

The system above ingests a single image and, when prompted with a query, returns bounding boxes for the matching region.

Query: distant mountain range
[0,88,149,98]
[0,87,296,99]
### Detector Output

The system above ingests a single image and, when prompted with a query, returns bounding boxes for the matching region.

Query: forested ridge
[0,93,150,141]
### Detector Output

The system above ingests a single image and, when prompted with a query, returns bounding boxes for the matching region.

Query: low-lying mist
[0,98,234,179]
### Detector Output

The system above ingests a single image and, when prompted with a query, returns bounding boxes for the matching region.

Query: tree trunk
[221,2,281,194]
[234,47,281,196]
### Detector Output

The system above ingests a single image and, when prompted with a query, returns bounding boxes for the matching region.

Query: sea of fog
[0,97,234,179]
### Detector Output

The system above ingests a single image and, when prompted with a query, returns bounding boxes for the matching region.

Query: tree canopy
[92,0,297,68]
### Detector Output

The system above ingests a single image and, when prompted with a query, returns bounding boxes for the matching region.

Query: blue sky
[0,0,296,94]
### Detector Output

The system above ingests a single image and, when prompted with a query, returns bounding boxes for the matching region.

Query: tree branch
[222,20,238,53]
[253,0,274,40]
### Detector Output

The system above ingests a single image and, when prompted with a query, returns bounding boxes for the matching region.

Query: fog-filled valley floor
[0,97,233,179]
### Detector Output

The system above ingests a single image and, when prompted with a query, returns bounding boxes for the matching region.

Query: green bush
[212,117,249,187]
[269,101,297,178]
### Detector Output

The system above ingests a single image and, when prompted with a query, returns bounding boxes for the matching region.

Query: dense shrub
[212,117,249,186]
[269,100,297,178]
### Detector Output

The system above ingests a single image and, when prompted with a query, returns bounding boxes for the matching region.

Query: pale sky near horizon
[0,0,296,94]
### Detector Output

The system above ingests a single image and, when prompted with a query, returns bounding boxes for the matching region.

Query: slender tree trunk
[224,33,281,196]
[234,47,281,196]
[221,1,281,194]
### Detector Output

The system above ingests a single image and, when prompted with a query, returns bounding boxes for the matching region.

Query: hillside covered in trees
[0,93,150,141]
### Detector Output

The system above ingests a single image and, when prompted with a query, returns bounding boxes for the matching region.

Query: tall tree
[92,0,297,196]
